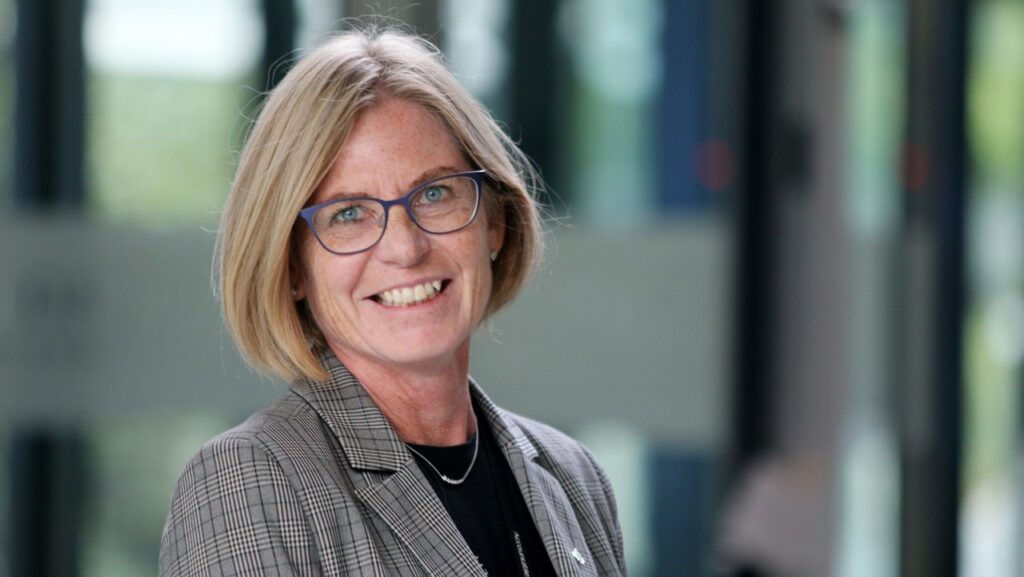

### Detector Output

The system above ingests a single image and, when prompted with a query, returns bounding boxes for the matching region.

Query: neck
[331,343,476,446]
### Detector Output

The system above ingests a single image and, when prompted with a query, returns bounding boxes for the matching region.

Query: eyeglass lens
[311,175,480,254]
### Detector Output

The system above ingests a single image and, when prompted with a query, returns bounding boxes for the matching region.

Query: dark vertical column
[261,0,298,91]
[14,0,85,210]
[8,433,88,577]
[900,0,968,574]
[507,0,560,207]
[930,0,968,574]
[10,1,88,575]
[735,0,778,468]
[731,1,778,575]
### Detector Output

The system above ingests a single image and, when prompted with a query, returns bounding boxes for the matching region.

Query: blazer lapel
[473,383,599,577]
[355,465,487,576]
[291,350,486,577]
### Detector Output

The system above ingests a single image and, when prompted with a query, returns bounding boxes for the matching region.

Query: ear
[288,244,307,301]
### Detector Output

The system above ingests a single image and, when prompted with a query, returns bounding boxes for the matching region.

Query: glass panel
[836,2,905,576]
[0,3,743,577]
[442,0,510,116]
[83,0,263,226]
[80,415,232,577]
[963,1,1024,575]
[295,0,343,50]
[558,0,662,227]
[457,1,741,575]
[73,0,267,574]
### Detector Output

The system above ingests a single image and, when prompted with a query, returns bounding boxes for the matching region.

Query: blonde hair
[217,28,545,382]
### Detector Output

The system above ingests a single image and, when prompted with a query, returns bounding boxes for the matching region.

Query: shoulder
[170,391,341,504]
[163,391,321,523]
[160,393,327,575]
[504,411,606,479]
[176,393,305,473]
[499,410,616,513]
[200,391,334,467]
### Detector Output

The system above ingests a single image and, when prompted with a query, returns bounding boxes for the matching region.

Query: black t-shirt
[406,409,558,577]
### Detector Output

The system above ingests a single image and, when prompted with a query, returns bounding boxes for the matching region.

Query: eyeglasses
[298,170,486,255]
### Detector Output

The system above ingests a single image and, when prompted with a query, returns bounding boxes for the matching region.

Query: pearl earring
[490,251,498,262]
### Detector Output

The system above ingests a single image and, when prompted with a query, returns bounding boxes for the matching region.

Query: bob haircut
[217,27,545,382]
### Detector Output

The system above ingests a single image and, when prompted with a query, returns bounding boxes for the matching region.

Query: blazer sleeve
[159,434,320,577]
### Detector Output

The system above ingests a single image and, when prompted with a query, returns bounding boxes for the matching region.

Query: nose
[373,204,430,266]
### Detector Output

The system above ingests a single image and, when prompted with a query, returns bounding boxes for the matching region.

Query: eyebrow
[319,165,467,202]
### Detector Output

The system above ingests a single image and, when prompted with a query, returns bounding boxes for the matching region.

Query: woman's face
[295,97,504,373]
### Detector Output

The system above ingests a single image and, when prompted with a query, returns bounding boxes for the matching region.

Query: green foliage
[969,1,1024,191]
[88,73,254,227]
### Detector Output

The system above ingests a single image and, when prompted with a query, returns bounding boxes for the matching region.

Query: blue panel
[656,0,714,214]
[650,449,716,577]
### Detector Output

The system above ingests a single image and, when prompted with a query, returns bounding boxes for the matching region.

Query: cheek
[301,253,360,323]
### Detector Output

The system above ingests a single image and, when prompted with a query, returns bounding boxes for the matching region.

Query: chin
[359,331,470,368]
[399,336,464,360]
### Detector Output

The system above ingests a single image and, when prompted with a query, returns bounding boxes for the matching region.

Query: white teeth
[377,281,444,307]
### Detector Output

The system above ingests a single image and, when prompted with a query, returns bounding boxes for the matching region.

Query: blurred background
[0,0,1019,576]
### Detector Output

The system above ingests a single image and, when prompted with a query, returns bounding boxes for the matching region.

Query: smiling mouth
[372,280,449,307]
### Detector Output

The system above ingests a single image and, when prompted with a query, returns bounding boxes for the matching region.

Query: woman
[160,28,626,577]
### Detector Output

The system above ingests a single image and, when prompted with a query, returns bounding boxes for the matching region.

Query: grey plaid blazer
[159,351,627,576]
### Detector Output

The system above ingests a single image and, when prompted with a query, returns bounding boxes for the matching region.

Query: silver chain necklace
[406,432,480,485]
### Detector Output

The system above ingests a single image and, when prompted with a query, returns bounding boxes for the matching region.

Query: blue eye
[332,205,365,223]
[421,186,448,203]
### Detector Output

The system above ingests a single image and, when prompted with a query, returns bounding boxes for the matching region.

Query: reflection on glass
[837,1,904,576]
[442,0,509,107]
[295,0,343,52]
[963,2,1024,575]
[80,415,230,577]
[83,0,263,226]
[559,0,662,228]
[578,423,653,575]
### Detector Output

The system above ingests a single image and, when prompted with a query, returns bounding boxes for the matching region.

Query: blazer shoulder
[168,391,321,511]
[505,412,604,475]
[203,391,333,462]
[160,393,328,576]
[168,390,339,517]
[162,417,320,574]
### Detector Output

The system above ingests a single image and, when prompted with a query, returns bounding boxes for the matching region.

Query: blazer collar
[290,349,594,577]
[473,376,596,577]
[289,348,409,472]
[289,348,541,473]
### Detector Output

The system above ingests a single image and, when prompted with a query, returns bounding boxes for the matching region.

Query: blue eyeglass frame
[298,169,487,256]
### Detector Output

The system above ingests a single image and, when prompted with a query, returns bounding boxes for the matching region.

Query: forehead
[318,98,466,198]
